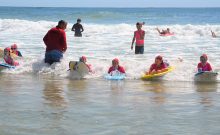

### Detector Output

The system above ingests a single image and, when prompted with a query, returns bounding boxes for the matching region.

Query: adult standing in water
[131,22,145,54]
[71,18,84,37]
[43,20,67,65]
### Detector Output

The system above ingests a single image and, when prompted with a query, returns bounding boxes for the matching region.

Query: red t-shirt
[149,63,167,72]
[197,62,212,71]
[108,65,125,74]
[43,26,67,52]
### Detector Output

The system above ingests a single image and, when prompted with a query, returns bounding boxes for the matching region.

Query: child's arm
[71,24,75,31]
[159,68,168,73]
[208,63,213,71]
[86,64,93,72]
[197,63,202,72]
[156,28,161,34]
[131,32,135,50]
[146,64,154,74]
[120,66,125,74]
[81,25,84,32]
[108,67,112,74]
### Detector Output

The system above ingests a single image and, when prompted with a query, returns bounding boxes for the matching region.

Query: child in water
[108,58,125,75]
[156,28,172,35]
[211,30,217,38]
[147,55,168,74]
[131,22,145,54]
[4,47,19,66]
[79,56,92,72]
[11,44,22,57]
[197,54,212,72]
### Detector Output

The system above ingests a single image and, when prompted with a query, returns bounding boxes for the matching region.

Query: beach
[0,7,220,134]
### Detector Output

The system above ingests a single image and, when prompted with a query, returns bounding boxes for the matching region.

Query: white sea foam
[0,19,220,81]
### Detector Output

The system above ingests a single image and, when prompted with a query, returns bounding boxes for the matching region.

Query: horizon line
[0,6,220,8]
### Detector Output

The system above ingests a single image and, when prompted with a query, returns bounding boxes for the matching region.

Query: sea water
[0,7,220,134]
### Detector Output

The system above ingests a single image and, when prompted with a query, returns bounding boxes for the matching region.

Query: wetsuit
[72,23,84,37]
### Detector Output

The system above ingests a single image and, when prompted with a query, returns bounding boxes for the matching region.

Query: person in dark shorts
[131,22,145,54]
[71,18,84,37]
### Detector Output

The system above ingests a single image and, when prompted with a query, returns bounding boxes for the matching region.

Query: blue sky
[1,0,220,7]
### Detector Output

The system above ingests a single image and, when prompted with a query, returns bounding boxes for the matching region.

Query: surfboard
[69,61,89,78]
[105,73,125,80]
[0,63,15,71]
[0,48,18,59]
[194,71,218,82]
[160,33,174,36]
[141,66,174,80]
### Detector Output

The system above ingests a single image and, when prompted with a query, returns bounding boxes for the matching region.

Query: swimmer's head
[77,18,81,23]
[200,54,208,63]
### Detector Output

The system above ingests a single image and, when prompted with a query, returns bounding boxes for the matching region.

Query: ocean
[0,7,220,134]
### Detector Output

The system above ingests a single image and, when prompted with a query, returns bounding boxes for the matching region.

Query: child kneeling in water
[146,55,168,74]
[197,54,212,72]
[79,56,92,72]
[69,56,92,72]
[4,47,19,66]
[108,58,125,75]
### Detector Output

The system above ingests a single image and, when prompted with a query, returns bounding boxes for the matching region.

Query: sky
[0,0,220,7]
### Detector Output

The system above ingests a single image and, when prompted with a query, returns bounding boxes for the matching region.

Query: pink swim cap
[112,58,119,63]
[80,56,87,62]
[4,47,11,52]
[156,55,163,61]
[201,54,208,60]
[11,44,17,49]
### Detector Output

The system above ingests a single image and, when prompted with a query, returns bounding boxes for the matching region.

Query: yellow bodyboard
[141,66,174,80]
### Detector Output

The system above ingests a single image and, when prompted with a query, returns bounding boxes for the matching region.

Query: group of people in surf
[77,53,212,76]
[123,22,213,75]
[72,21,213,75]
[131,22,175,54]
[132,22,218,54]
[1,19,215,75]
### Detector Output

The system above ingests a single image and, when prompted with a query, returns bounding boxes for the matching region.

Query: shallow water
[0,74,220,135]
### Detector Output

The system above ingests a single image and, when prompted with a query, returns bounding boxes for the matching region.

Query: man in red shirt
[43,20,67,65]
